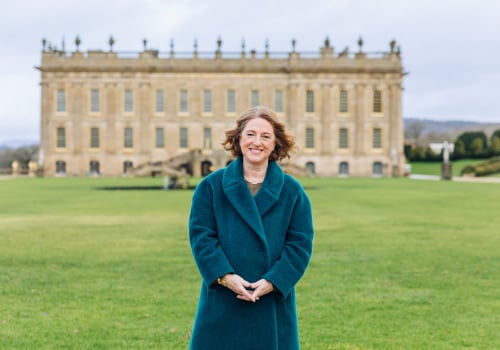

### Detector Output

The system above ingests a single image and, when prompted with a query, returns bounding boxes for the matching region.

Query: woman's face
[239,117,276,166]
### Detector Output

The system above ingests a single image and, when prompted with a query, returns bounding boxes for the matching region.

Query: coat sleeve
[189,178,234,285]
[263,187,314,299]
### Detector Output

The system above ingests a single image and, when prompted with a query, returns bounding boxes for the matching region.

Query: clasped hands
[218,274,274,303]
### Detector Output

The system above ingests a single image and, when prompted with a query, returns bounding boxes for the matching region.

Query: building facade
[37,37,405,177]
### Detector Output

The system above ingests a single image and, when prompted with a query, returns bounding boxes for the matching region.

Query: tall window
[339,162,349,176]
[180,127,188,148]
[373,128,382,149]
[90,127,99,148]
[275,90,283,113]
[56,127,66,148]
[203,127,212,149]
[339,90,348,113]
[124,127,133,148]
[155,127,164,148]
[251,90,259,107]
[306,90,314,113]
[89,161,100,175]
[305,128,315,149]
[56,89,66,112]
[339,128,348,149]
[373,90,383,113]
[227,90,236,113]
[56,160,66,174]
[90,89,99,112]
[180,90,188,113]
[203,90,212,113]
[156,90,164,113]
[124,89,133,112]
[123,161,133,174]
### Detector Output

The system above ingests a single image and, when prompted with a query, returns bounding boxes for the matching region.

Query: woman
[188,106,314,350]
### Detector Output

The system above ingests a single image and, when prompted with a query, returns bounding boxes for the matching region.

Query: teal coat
[189,156,314,350]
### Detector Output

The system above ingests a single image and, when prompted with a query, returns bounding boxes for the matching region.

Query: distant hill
[404,118,500,145]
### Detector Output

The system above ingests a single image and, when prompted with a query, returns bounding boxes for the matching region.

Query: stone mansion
[37,36,405,177]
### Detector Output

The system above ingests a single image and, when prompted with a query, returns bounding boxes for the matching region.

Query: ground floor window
[123,161,133,174]
[306,161,315,175]
[90,160,100,175]
[339,162,349,176]
[201,160,213,176]
[373,161,383,176]
[56,160,66,175]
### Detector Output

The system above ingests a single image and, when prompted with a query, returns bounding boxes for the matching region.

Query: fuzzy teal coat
[189,156,314,350]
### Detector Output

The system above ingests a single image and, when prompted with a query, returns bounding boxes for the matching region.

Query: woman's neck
[243,160,268,184]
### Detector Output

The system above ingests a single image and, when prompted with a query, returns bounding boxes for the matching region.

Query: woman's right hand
[219,274,256,302]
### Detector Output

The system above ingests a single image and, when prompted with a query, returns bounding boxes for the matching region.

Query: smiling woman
[188,106,314,350]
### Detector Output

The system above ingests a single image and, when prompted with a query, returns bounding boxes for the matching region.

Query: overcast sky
[1,0,499,145]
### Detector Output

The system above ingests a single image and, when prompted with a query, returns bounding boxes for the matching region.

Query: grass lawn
[409,159,487,177]
[1,176,499,349]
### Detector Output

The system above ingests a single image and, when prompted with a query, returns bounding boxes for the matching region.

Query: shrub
[460,157,500,176]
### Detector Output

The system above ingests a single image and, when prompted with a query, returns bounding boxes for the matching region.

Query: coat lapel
[222,157,284,245]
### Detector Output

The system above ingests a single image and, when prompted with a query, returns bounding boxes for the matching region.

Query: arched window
[89,161,100,175]
[373,162,383,176]
[339,162,349,176]
[56,160,66,175]
[201,160,213,177]
[305,161,315,176]
[123,161,133,174]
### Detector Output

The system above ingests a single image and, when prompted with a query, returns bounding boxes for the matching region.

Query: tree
[425,146,440,162]
[490,136,500,156]
[491,129,500,141]
[452,139,466,160]
[409,146,425,161]
[470,137,485,157]
[405,120,425,146]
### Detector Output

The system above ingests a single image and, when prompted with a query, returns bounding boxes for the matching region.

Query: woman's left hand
[243,279,275,301]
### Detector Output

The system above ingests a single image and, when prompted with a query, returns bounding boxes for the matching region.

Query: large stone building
[37,37,405,177]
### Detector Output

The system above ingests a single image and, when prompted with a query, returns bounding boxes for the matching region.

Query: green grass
[1,176,499,349]
[409,159,486,177]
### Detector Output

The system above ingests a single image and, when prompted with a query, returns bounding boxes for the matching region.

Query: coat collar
[222,156,284,241]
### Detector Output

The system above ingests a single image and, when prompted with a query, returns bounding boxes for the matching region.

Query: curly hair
[222,106,295,162]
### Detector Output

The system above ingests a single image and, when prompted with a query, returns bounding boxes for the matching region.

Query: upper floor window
[56,89,66,112]
[305,127,315,149]
[306,90,314,113]
[124,127,133,148]
[339,90,348,113]
[203,90,212,113]
[90,127,100,148]
[124,89,133,112]
[227,90,236,113]
[155,127,164,148]
[156,90,164,113]
[275,90,283,113]
[56,127,66,148]
[339,128,348,149]
[180,90,188,113]
[180,127,188,148]
[90,89,99,112]
[373,128,382,149]
[251,90,259,107]
[373,90,383,113]
[204,127,212,149]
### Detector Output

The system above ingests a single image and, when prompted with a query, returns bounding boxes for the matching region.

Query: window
[180,127,188,148]
[227,90,236,113]
[90,127,99,148]
[90,89,99,112]
[55,160,66,175]
[305,128,315,149]
[339,90,348,113]
[155,127,164,148]
[56,89,66,112]
[373,162,383,176]
[180,90,188,113]
[339,162,349,176]
[56,127,66,148]
[373,90,383,113]
[156,90,164,113]
[339,128,348,149]
[251,90,259,107]
[124,89,133,112]
[373,128,382,149]
[203,127,212,149]
[306,90,314,113]
[203,90,212,113]
[124,127,133,148]
[89,161,100,175]
[123,161,133,174]
[306,162,316,175]
[275,90,283,113]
